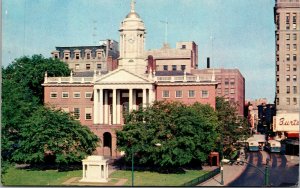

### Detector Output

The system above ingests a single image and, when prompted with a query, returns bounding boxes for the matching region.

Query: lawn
[2,166,208,186]
[110,170,208,186]
[2,166,82,186]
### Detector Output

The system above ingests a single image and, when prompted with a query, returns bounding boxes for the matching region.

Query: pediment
[95,69,152,84]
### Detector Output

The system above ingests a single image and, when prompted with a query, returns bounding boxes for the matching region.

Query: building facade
[274,0,300,139]
[51,39,119,73]
[192,68,245,116]
[43,1,218,158]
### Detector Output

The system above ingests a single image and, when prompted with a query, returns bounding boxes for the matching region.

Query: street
[228,151,299,186]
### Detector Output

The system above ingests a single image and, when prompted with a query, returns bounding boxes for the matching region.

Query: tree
[3,54,70,104]
[11,106,99,165]
[116,101,219,170]
[2,55,98,166]
[216,97,250,157]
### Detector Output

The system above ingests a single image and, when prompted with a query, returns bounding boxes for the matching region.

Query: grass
[2,166,208,186]
[110,169,208,186]
[2,166,82,186]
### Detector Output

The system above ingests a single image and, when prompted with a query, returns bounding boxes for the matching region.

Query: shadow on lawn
[112,157,204,174]
[16,162,82,172]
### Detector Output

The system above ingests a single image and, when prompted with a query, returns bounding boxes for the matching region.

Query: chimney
[207,57,210,68]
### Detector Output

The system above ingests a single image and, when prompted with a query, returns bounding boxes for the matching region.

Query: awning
[285,132,299,139]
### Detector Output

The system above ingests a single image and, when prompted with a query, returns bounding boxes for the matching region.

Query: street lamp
[220,134,224,185]
[131,143,162,187]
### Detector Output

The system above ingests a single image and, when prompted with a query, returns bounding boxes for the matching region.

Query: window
[293,65,297,71]
[86,64,91,70]
[293,13,296,23]
[163,65,168,71]
[293,34,297,40]
[286,98,290,105]
[182,45,186,49]
[230,89,235,94]
[293,98,297,105]
[75,53,80,60]
[85,92,92,98]
[287,44,290,51]
[293,54,297,61]
[277,44,279,51]
[201,90,209,98]
[75,64,80,70]
[287,86,290,94]
[217,89,222,94]
[54,54,58,59]
[74,108,80,119]
[62,92,69,98]
[276,75,279,81]
[172,65,177,71]
[286,64,290,71]
[188,90,195,98]
[85,108,92,120]
[181,65,186,71]
[276,86,279,93]
[64,54,69,60]
[292,24,296,30]
[286,34,290,40]
[277,65,279,71]
[162,90,169,98]
[97,52,102,59]
[175,90,183,98]
[286,23,290,30]
[87,53,91,59]
[293,44,297,51]
[224,79,229,85]
[50,92,57,98]
[293,86,297,94]
[286,75,290,81]
[286,54,290,61]
[230,80,235,85]
[286,13,290,23]
[74,92,81,98]
[276,98,279,105]
[97,64,102,69]
[225,88,229,95]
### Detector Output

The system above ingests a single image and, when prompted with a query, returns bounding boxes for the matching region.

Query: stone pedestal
[80,155,109,183]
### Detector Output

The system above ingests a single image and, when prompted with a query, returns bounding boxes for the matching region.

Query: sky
[2,0,276,102]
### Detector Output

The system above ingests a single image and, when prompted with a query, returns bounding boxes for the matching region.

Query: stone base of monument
[80,155,109,183]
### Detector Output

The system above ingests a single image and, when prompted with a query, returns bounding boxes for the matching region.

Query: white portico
[93,69,155,125]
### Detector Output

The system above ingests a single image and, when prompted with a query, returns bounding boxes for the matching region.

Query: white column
[129,89,133,111]
[104,90,108,124]
[117,90,121,124]
[148,86,155,104]
[142,88,147,108]
[99,89,104,124]
[133,89,137,110]
[93,89,99,124]
[113,89,117,125]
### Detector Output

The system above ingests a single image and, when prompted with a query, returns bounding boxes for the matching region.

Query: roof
[155,71,192,76]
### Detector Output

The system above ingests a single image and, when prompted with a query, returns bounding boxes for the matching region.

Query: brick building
[43,1,218,158]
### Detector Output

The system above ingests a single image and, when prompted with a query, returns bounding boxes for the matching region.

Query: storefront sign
[274,113,299,132]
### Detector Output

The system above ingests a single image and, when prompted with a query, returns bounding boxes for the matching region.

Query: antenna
[92,20,97,45]
[160,18,168,45]
[210,33,215,67]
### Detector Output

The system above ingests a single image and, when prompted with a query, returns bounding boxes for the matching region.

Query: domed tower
[118,0,147,75]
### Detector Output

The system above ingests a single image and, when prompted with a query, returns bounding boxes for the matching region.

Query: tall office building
[274,0,300,139]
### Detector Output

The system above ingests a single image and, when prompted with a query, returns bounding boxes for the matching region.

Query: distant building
[146,42,198,73]
[245,98,268,133]
[51,39,119,73]
[192,68,245,116]
[274,0,299,139]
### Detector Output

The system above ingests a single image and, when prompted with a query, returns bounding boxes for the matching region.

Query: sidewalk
[198,163,247,186]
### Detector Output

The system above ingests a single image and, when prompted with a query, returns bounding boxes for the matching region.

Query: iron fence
[182,167,221,186]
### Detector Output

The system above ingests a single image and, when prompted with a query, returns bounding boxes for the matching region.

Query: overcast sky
[2,0,276,102]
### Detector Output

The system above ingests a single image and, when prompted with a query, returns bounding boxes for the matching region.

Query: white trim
[50,92,58,98]
[162,90,170,98]
[175,90,183,98]
[73,92,81,99]
[62,92,69,98]
[85,92,92,98]
[188,90,195,98]
[201,90,209,99]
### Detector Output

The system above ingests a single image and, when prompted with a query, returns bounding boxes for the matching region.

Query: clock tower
[118,0,147,74]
